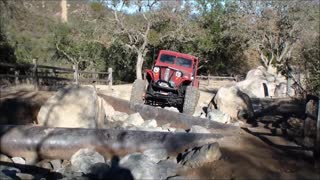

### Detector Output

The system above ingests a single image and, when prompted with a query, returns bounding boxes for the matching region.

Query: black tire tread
[130,79,146,109]
[182,86,200,115]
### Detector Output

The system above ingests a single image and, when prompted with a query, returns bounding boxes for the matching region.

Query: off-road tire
[130,79,146,109]
[182,86,200,115]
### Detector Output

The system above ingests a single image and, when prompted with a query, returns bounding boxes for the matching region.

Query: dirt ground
[0,82,319,179]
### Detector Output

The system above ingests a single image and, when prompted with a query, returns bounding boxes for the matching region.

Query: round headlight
[153,67,160,73]
[175,71,182,77]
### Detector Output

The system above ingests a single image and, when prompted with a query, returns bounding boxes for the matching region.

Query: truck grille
[160,68,175,82]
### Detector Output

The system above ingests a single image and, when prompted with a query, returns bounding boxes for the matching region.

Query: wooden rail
[0,61,113,90]
[197,74,244,85]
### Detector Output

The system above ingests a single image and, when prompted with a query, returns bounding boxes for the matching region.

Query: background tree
[60,0,68,23]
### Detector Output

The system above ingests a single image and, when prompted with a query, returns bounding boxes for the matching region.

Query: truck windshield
[160,54,193,68]
[176,57,192,68]
[160,54,175,64]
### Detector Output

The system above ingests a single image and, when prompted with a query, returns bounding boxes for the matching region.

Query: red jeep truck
[130,50,200,115]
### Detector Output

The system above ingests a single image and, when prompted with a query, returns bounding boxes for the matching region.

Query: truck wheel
[130,79,146,109]
[182,86,200,115]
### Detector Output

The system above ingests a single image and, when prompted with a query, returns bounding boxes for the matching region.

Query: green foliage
[52,23,107,71]
[0,0,318,87]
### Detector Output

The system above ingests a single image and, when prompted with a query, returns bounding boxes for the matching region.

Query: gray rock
[11,157,25,165]
[16,173,34,179]
[141,119,158,128]
[164,107,180,113]
[50,159,62,171]
[274,82,287,97]
[179,143,221,168]
[37,85,112,128]
[111,111,129,122]
[25,156,38,165]
[246,67,266,80]
[36,160,52,170]
[0,166,21,180]
[189,125,211,134]
[207,109,231,124]
[143,149,168,163]
[120,153,175,180]
[71,148,105,174]
[236,78,268,98]
[209,85,254,122]
[126,113,144,126]
[157,160,182,178]
[0,154,12,163]
[120,153,157,179]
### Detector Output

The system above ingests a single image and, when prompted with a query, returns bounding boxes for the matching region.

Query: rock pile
[0,140,222,179]
[207,66,293,124]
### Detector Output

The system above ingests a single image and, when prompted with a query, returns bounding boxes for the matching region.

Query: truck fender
[145,69,154,82]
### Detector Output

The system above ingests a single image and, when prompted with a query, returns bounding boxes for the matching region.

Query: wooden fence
[197,74,244,85]
[0,60,112,90]
[304,95,320,166]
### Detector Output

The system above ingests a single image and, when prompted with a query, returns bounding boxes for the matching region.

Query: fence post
[14,70,20,85]
[316,99,320,169]
[92,67,97,83]
[73,64,79,85]
[32,59,39,91]
[108,67,113,88]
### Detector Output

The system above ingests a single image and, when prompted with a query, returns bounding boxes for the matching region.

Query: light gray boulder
[246,66,267,80]
[37,85,114,128]
[111,111,129,122]
[207,109,231,124]
[141,119,158,128]
[50,159,62,171]
[11,157,25,165]
[0,154,12,163]
[209,85,254,122]
[156,160,182,179]
[120,153,177,180]
[179,142,221,168]
[70,148,105,174]
[143,149,168,163]
[189,125,211,134]
[126,113,144,126]
[236,78,269,98]
[36,160,52,170]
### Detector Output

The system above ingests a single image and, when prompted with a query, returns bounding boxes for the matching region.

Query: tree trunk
[60,0,68,23]
[136,52,144,80]
[267,64,277,75]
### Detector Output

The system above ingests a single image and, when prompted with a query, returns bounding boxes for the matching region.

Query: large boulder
[236,78,270,98]
[178,143,221,168]
[206,109,231,124]
[246,66,267,80]
[70,148,105,174]
[119,153,178,180]
[209,85,254,121]
[37,85,114,128]
[143,149,168,163]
